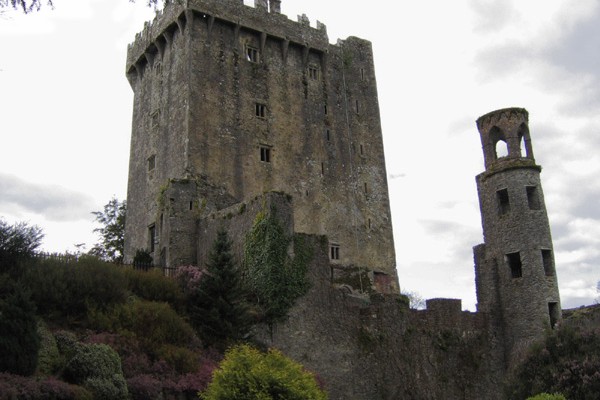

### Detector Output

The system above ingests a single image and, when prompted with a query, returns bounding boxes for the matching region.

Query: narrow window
[364,182,368,194]
[506,252,522,278]
[360,68,365,81]
[147,155,156,171]
[330,244,340,260]
[526,186,541,210]
[260,146,271,163]
[542,249,555,276]
[255,103,267,118]
[368,218,371,229]
[308,65,319,80]
[325,129,331,141]
[148,224,156,253]
[360,144,364,156]
[324,105,328,115]
[189,201,193,211]
[355,100,360,114]
[321,162,324,175]
[497,188,510,215]
[548,302,559,329]
[246,45,259,63]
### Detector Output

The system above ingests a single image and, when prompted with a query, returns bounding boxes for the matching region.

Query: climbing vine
[243,206,312,328]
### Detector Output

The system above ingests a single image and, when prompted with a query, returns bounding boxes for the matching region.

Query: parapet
[126,0,329,73]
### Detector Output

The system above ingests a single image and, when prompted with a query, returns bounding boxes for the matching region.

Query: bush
[201,344,327,400]
[0,219,43,276]
[63,343,128,400]
[0,373,91,400]
[36,321,61,375]
[26,258,128,322]
[123,268,185,311]
[509,325,600,400]
[0,275,39,376]
[127,374,163,400]
[155,344,199,374]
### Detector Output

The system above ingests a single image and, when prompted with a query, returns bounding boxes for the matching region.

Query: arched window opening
[489,126,507,160]
[518,123,533,158]
[496,139,509,158]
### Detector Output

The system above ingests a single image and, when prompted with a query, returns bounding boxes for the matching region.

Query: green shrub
[201,344,327,400]
[156,344,199,374]
[64,343,124,383]
[124,268,185,311]
[509,324,600,400]
[0,274,39,375]
[90,299,197,354]
[36,321,61,375]
[27,258,128,322]
[527,394,567,400]
[64,343,128,399]
[83,375,128,400]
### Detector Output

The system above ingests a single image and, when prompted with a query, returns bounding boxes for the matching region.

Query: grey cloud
[469,0,516,34]
[0,173,96,221]
[419,219,482,258]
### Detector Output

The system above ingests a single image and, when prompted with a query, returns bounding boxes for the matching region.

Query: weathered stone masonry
[123,2,562,399]
[124,0,397,292]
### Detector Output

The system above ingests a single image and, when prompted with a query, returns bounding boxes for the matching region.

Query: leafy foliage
[124,267,185,312]
[0,274,40,376]
[188,230,253,349]
[90,197,126,263]
[244,208,312,327]
[26,257,128,322]
[0,218,43,276]
[133,248,153,268]
[508,324,600,400]
[200,344,328,400]
[63,342,128,399]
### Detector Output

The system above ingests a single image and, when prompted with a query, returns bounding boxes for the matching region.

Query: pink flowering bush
[174,265,205,294]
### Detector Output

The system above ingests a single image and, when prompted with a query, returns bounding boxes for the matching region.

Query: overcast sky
[1,0,598,310]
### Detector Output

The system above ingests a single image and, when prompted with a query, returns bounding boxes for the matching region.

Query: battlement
[126,0,328,74]
[476,107,528,133]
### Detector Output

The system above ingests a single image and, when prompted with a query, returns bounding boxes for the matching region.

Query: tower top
[476,107,536,171]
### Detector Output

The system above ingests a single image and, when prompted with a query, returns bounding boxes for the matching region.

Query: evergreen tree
[188,230,252,349]
[0,274,40,375]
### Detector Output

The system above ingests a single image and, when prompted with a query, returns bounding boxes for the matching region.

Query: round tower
[473,107,561,366]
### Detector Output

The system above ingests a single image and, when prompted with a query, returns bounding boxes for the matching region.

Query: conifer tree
[187,230,252,349]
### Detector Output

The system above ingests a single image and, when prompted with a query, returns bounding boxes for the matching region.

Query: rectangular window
[321,162,325,175]
[360,144,364,156]
[324,105,328,115]
[330,244,340,260]
[246,45,259,63]
[548,302,559,329]
[542,249,555,276]
[325,129,331,141]
[147,155,156,171]
[497,188,510,215]
[506,252,522,278]
[260,146,271,163]
[360,68,365,81]
[355,100,360,114]
[148,224,156,253]
[255,103,267,118]
[308,65,319,80]
[526,186,541,210]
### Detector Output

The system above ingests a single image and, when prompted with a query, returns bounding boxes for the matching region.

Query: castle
[123,1,562,398]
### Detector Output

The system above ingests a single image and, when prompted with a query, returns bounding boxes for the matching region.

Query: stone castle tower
[473,107,562,366]
[123,0,398,293]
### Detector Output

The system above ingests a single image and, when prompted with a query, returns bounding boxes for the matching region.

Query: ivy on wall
[243,206,312,328]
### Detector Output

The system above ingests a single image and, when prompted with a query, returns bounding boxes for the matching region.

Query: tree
[90,197,126,263]
[200,344,328,400]
[0,274,40,376]
[401,290,426,310]
[0,218,43,275]
[187,230,253,349]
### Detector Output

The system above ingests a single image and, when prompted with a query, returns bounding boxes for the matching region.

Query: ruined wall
[193,192,505,400]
